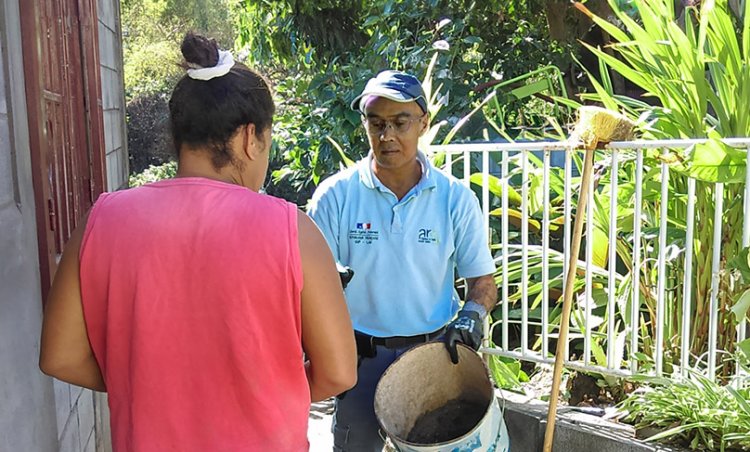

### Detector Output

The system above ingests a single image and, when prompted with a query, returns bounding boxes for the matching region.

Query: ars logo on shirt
[418,228,438,244]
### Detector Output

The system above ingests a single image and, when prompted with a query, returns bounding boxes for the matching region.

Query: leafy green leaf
[487,355,527,389]
[683,135,748,183]
[470,173,522,206]
[325,135,355,168]
[728,247,750,283]
[737,339,750,363]
[731,289,750,323]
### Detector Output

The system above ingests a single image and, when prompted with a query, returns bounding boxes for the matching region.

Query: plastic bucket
[374,342,510,452]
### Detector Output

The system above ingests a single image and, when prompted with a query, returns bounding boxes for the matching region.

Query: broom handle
[542,146,596,452]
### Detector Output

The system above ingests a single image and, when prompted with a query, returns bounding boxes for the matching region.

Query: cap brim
[350,87,417,112]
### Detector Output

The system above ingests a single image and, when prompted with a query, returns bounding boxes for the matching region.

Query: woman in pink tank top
[39,32,356,452]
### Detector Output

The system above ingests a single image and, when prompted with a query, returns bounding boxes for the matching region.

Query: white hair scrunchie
[187,50,235,81]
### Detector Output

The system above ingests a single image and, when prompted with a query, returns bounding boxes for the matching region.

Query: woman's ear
[242,123,259,161]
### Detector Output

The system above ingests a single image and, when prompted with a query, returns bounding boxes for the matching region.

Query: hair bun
[181,32,219,68]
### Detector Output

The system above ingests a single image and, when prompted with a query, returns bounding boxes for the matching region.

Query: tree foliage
[235,0,578,204]
[122,0,239,173]
[123,1,604,203]
[121,0,236,100]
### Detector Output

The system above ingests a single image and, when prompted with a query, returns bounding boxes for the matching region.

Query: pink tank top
[79,177,309,451]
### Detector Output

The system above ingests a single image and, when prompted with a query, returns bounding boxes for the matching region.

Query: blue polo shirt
[307,151,496,337]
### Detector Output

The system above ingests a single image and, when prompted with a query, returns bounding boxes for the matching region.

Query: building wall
[0,0,124,450]
[0,0,59,449]
[98,0,128,191]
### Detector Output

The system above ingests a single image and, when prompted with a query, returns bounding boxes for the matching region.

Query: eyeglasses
[363,113,426,136]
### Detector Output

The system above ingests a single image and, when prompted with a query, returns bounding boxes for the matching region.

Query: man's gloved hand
[336,262,354,289]
[444,302,486,364]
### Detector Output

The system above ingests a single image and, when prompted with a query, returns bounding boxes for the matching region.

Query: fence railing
[429,138,750,381]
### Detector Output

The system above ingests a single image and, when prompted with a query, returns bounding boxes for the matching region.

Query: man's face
[362,96,428,172]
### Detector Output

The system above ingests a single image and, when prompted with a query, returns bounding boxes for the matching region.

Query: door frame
[19,0,106,297]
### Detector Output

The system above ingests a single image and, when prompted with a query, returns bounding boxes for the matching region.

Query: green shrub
[620,373,750,451]
[124,39,182,100]
[128,161,177,187]
[234,0,570,205]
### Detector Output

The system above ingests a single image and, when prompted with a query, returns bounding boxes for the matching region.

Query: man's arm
[465,274,497,314]
[443,274,497,364]
[453,186,496,292]
[306,182,341,261]
[444,185,498,363]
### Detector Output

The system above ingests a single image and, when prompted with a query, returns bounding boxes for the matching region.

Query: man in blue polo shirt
[307,70,497,451]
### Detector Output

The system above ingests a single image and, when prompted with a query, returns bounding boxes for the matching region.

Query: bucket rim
[374,342,497,447]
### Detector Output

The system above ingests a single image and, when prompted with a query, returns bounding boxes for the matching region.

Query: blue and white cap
[351,70,427,114]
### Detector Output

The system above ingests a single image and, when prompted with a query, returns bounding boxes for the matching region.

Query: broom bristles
[571,106,636,150]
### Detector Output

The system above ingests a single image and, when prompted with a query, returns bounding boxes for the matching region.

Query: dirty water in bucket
[406,397,487,444]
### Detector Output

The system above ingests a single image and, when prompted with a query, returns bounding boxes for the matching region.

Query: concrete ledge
[499,391,688,452]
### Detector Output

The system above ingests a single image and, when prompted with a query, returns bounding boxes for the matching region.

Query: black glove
[354,331,377,359]
[444,309,483,364]
[336,262,354,289]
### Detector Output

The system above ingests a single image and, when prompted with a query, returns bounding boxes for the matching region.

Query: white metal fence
[429,138,750,381]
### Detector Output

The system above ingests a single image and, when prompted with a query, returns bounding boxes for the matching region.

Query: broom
[542,106,636,452]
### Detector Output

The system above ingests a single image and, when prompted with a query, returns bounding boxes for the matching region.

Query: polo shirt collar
[358,150,438,193]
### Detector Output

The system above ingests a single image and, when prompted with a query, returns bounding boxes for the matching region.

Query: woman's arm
[298,211,357,402]
[39,218,106,392]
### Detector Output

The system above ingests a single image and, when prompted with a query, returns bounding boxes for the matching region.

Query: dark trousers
[331,344,410,452]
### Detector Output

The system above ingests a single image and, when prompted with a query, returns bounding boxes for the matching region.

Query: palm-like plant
[575,0,750,376]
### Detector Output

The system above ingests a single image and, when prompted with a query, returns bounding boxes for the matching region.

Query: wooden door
[20,0,106,295]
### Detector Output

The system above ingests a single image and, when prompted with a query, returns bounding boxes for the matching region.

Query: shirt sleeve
[453,185,496,278]
[306,182,341,261]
